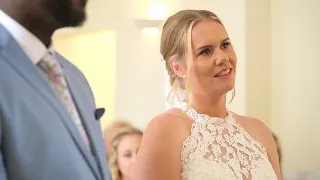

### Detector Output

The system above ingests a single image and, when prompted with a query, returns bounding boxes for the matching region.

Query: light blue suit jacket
[0,25,112,180]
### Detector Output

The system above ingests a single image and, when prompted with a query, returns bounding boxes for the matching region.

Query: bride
[132,9,282,180]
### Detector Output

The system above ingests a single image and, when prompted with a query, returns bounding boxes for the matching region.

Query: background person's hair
[107,127,143,180]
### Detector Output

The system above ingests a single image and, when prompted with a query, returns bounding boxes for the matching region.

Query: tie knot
[38,50,62,75]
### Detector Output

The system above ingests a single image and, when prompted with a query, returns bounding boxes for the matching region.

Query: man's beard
[44,0,86,28]
[68,8,86,27]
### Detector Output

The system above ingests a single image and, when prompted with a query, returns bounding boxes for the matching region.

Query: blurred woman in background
[108,127,143,180]
[104,120,133,153]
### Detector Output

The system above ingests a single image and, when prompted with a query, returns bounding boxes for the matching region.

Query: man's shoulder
[55,52,95,101]
[55,52,89,83]
[0,25,11,49]
[55,53,81,73]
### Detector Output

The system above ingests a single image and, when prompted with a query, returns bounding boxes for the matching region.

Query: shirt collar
[0,10,49,64]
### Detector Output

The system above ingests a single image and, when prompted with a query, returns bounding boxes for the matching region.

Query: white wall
[53,30,117,131]
[245,0,271,124]
[244,0,320,173]
[56,0,166,130]
[270,0,320,172]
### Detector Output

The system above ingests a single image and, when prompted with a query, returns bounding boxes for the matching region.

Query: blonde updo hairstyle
[108,127,143,180]
[161,10,235,104]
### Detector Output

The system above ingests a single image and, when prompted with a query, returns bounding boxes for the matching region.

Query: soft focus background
[53,0,320,179]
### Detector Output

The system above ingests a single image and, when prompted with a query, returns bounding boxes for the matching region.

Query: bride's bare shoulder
[233,113,272,140]
[232,113,271,144]
[150,107,191,125]
[144,107,192,139]
[133,109,192,180]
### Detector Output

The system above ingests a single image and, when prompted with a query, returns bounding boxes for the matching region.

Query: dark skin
[0,0,87,47]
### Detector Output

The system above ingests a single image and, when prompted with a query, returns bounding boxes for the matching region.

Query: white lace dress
[178,102,278,180]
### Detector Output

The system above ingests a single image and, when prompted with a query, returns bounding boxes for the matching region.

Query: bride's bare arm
[132,112,187,180]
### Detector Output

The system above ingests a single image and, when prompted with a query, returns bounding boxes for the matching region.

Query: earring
[182,74,186,79]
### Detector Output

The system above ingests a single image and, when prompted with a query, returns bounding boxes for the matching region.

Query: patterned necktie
[38,50,90,150]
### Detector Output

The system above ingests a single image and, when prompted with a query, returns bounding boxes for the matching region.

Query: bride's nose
[214,49,229,65]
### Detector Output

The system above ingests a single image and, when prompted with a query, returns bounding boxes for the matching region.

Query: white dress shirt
[0,10,48,64]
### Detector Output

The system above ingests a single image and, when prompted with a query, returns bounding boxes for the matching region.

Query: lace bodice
[178,102,277,180]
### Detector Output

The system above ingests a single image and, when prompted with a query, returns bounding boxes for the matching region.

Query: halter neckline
[179,101,234,123]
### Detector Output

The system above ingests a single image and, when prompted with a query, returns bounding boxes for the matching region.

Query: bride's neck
[186,94,227,118]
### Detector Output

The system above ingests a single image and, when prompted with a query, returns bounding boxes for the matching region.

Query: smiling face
[189,20,237,97]
[161,10,238,103]
[169,19,237,98]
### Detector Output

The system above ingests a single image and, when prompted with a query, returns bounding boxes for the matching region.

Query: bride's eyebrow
[221,37,230,43]
[194,37,230,53]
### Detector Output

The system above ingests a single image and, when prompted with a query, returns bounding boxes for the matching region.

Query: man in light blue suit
[0,0,112,179]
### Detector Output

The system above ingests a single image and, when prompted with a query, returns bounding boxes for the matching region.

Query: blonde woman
[108,127,143,180]
[133,10,282,180]
[104,120,133,153]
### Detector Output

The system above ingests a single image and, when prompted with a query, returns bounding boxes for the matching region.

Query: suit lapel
[0,26,100,179]
[58,56,107,180]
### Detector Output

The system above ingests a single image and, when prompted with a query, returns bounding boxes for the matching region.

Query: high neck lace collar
[179,102,234,123]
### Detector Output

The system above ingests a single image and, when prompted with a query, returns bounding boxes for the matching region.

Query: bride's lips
[214,68,232,78]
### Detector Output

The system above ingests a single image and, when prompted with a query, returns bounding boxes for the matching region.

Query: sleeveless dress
[178,102,278,180]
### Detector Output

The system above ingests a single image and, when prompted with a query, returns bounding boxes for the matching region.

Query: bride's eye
[221,42,231,49]
[200,48,211,56]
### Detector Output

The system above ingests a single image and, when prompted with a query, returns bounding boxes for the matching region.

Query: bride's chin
[210,86,234,96]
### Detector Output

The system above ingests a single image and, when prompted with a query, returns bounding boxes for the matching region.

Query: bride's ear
[169,57,186,78]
